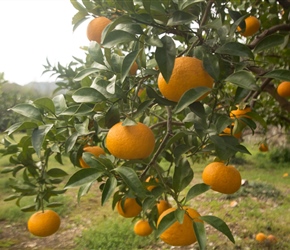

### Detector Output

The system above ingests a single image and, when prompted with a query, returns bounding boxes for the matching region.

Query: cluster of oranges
[256,232,278,245]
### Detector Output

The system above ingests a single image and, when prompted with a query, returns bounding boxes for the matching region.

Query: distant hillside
[22,81,59,97]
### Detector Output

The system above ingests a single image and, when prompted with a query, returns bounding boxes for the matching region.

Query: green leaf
[215,114,232,133]
[88,42,104,64]
[21,204,37,212]
[155,35,176,83]
[70,0,87,12]
[254,34,285,53]
[226,70,258,90]
[101,176,117,205]
[77,182,93,202]
[81,153,110,172]
[114,167,147,198]
[65,168,104,188]
[194,221,207,250]
[72,87,106,103]
[5,122,38,135]
[105,105,120,128]
[34,98,56,114]
[65,132,78,153]
[172,158,194,192]
[185,183,210,202]
[102,30,136,47]
[174,209,185,224]
[202,53,220,81]
[263,69,290,81]
[174,87,211,113]
[216,42,254,59]
[10,103,42,121]
[121,50,140,82]
[156,210,176,237]
[167,11,196,26]
[32,124,54,158]
[201,215,235,243]
[146,86,175,106]
[74,68,101,81]
[52,94,67,115]
[46,202,64,208]
[47,168,68,177]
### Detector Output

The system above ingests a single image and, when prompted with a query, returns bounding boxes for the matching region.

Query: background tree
[1,0,290,248]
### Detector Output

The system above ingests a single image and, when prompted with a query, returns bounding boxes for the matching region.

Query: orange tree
[1,0,290,248]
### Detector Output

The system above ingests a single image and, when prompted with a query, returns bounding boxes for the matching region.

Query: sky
[0,0,91,85]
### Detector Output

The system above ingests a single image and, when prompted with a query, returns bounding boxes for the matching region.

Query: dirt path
[0,217,83,250]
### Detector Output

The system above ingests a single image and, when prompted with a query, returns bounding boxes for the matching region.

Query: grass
[0,134,290,249]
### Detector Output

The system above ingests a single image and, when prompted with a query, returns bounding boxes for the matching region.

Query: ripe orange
[157,207,202,246]
[157,57,214,102]
[133,219,153,236]
[230,106,251,119]
[27,210,61,237]
[255,232,267,242]
[129,61,138,75]
[277,81,290,98]
[202,162,241,194]
[106,122,155,160]
[267,234,278,244]
[156,200,172,216]
[79,146,106,168]
[145,176,159,191]
[259,143,269,152]
[237,16,260,37]
[116,197,142,218]
[222,126,242,139]
[87,16,111,43]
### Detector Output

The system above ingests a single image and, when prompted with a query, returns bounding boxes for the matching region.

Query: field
[0,134,289,250]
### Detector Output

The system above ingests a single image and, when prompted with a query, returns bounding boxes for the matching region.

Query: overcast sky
[0,0,90,85]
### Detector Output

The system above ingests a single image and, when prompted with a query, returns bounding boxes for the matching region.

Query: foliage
[269,147,290,163]
[1,0,290,248]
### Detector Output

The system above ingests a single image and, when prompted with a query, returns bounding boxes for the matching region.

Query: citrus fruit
[87,16,111,43]
[157,56,214,102]
[267,234,277,244]
[259,143,269,152]
[277,81,290,98]
[133,219,153,236]
[237,16,260,37]
[156,200,172,216]
[106,122,155,160]
[230,106,251,119]
[202,162,241,194]
[145,176,159,191]
[222,126,242,139]
[255,232,267,242]
[129,61,138,75]
[27,210,61,237]
[157,207,202,246]
[116,197,142,218]
[79,145,106,168]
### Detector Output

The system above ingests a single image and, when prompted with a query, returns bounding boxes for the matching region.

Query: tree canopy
[1,0,290,248]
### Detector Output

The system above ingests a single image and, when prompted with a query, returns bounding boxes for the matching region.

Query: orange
[222,126,242,139]
[202,162,241,194]
[259,143,269,152]
[230,106,251,119]
[116,197,142,218]
[237,16,260,37]
[145,176,159,191]
[129,61,138,75]
[133,219,153,236]
[79,146,106,168]
[27,210,61,237]
[255,232,267,242]
[87,16,111,43]
[157,57,214,102]
[157,207,202,246]
[277,81,290,98]
[106,122,155,160]
[156,200,172,216]
[267,234,278,244]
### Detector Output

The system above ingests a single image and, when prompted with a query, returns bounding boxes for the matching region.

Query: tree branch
[248,23,290,49]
